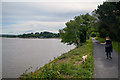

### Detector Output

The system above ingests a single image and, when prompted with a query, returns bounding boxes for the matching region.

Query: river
[2,38,75,78]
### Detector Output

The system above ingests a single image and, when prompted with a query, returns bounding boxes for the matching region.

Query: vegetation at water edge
[19,39,94,79]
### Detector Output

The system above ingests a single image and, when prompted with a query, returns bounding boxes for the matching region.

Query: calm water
[0,38,2,79]
[2,38,75,78]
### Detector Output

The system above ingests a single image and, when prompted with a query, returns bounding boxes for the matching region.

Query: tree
[94,2,120,41]
[59,13,95,46]
[17,31,60,38]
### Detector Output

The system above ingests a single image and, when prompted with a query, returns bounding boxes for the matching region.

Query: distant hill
[1,31,60,38]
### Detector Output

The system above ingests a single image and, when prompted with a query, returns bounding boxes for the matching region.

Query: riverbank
[19,38,94,79]
[1,37,60,39]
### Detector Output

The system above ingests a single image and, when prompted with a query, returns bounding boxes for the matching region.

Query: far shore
[1,37,61,39]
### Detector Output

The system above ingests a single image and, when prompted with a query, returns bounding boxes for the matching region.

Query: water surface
[2,38,75,78]
[0,38,2,79]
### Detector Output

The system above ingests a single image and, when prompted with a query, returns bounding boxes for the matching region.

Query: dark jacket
[105,40,112,52]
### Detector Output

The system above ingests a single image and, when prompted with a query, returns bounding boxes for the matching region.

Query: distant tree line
[1,34,17,38]
[1,31,60,38]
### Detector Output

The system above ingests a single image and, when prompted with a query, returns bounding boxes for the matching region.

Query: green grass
[94,37,105,43]
[19,39,94,79]
[113,41,120,53]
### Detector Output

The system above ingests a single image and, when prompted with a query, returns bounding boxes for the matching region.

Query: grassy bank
[112,41,120,53]
[20,39,94,79]
[95,37,120,53]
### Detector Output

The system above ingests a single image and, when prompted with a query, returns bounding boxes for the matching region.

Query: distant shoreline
[1,37,61,39]
[1,31,60,39]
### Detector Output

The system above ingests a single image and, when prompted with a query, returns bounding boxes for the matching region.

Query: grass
[19,39,94,79]
[94,37,105,43]
[95,37,120,53]
[112,41,120,53]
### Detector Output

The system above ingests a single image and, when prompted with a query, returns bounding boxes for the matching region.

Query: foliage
[59,13,95,46]
[95,37,106,43]
[18,31,60,38]
[19,39,94,79]
[1,32,60,38]
[113,41,120,53]
[90,32,96,37]
[93,2,120,41]
[91,1,120,53]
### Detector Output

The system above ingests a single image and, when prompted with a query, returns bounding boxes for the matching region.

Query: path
[92,38,119,79]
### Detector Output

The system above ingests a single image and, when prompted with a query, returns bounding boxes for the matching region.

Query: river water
[2,38,75,78]
[0,38,2,79]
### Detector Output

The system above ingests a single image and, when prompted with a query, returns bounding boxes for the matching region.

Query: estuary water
[2,38,75,78]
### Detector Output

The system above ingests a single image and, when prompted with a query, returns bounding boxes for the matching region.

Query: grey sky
[2,1,104,34]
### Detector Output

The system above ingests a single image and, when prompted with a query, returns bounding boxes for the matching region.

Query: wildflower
[50,65,52,68]
[54,57,55,59]
[32,72,34,76]
[31,72,34,76]
[36,72,39,76]
[49,60,51,62]
[37,73,39,76]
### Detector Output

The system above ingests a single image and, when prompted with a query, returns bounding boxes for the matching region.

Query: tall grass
[19,39,94,79]
[113,41,120,53]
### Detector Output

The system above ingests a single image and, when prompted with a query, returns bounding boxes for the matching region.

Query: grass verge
[112,41,120,53]
[19,39,94,79]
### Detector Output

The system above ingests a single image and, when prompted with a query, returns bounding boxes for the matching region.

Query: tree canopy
[59,1,120,45]
[59,13,95,46]
[93,1,120,41]
[1,31,60,38]
[18,31,60,38]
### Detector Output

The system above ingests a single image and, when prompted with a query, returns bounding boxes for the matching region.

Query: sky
[1,0,106,35]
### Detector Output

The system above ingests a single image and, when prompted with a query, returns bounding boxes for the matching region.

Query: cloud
[1,0,106,2]
[2,2,103,34]
[2,21,65,34]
